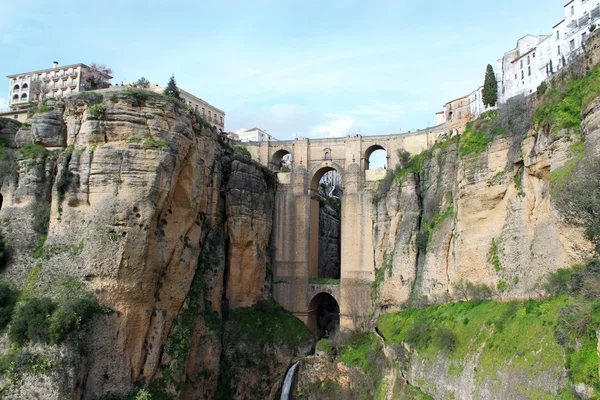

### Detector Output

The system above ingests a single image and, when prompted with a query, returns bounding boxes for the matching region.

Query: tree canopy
[482,64,498,108]
[163,75,181,100]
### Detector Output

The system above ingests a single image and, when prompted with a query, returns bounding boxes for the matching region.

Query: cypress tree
[482,64,498,107]
[163,74,181,100]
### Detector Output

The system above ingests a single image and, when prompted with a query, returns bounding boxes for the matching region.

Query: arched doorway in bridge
[271,149,292,172]
[308,292,340,337]
[364,145,388,170]
[309,167,342,280]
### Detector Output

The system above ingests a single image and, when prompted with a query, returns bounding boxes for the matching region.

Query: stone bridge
[246,128,445,331]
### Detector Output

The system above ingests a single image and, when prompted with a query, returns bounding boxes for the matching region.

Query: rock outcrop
[0,90,310,399]
[372,116,592,310]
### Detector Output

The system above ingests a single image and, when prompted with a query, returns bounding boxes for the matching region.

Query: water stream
[280,361,300,400]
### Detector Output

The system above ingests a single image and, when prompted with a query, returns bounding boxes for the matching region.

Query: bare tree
[84,62,113,90]
[452,278,470,302]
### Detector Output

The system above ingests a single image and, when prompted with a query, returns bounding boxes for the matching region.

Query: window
[570,39,575,50]
[571,6,574,16]
[528,66,531,76]
[202,108,205,116]
[558,45,561,55]
[533,52,536,58]
[22,83,28,89]
[13,85,19,91]
[521,70,524,79]
[527,55,530,65]
[520,60,523,68]
[515,74,518,80]
[13,115,18,120]
[583,32,587,42]
[557,31,560,39]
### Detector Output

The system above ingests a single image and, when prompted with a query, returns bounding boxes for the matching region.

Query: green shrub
[125,89,151,107]
[32,202,51,236]
[405,320,431,348]
[46,294,100,344]
[0,234,6,270]
[88,102,106,118]
[316,338,333,355]
[0,281,17,330]
[9,297,54,345]
[143,138,169,148]
[546,268,574,296]
[228,298,312,348]
[537,81,548,97]
[34,105,54,114]
[435,327,457,351]
[18,144,49,160]
[338,332,384,377]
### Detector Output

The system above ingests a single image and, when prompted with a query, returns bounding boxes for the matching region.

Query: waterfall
[280,361,300,400]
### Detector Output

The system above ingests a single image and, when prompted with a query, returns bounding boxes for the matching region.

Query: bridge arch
[309,164,342,279]
[308,292,340,336]
[363,144,388,170]
[271,148,292,172]
[309,162,344,192]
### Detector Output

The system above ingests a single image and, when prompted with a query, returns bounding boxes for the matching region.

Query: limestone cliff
[0,90,310,399]
[372,105,592,310]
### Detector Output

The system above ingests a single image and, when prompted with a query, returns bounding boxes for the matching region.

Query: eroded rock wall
[0,91,302,399]
[318,204,341,279]
[372,117,593,310]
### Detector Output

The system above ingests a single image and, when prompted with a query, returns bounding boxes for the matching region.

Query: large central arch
[309,165,342,279]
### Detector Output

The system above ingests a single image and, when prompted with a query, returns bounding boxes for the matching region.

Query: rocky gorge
[0,90,312,399]
[0,47,600,399]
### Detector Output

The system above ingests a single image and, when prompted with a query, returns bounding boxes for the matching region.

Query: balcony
[69,72,78,78]
[52,76,59,82]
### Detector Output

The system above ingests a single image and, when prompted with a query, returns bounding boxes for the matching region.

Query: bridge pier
[247,130,443,331]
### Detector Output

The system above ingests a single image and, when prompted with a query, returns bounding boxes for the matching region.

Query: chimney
[53,61,59,68]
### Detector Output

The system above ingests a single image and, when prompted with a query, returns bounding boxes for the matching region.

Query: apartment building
[497,35,551,102]
[3,62,111,122]
[496,1,600,104]
[124,82,225,130]
[554,0,600,68]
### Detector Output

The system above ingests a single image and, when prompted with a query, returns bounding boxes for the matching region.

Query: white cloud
[309,114,355,138]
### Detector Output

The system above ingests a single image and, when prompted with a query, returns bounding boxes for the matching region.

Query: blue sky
[1,0,566,140]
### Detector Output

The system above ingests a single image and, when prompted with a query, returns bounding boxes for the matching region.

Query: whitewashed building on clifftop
[2,62,112,122]
[554,0,600,69]
[497,35,551,103]
[237,127,277,142]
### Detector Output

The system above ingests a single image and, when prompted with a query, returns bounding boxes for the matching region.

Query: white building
[237,127,277,142]
[467,86,485,116]
[552,1,600,71]
[123,82,225,130]
[2,62,112,122]
[497,35,551,103]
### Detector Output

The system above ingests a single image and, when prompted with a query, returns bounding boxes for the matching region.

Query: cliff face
[319,204,341,279]
[0,91,309,399]
[372,110,592,310]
